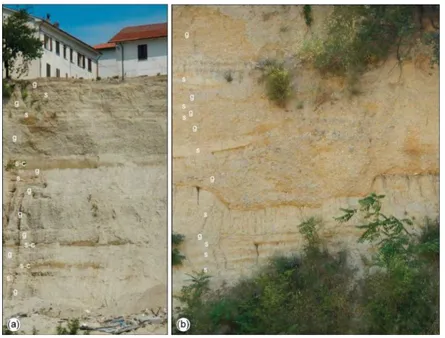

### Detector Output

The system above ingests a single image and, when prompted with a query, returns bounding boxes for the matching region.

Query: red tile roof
[108,23,167,43]
[94,42,116,50]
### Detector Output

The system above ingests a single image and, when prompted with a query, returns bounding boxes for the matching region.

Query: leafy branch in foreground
[335,193,420,267]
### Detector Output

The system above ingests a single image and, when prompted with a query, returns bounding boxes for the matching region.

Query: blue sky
[4,4,167,46]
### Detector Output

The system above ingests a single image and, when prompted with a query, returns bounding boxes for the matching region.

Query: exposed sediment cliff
[3,76,167,334]
[172,6,439,292]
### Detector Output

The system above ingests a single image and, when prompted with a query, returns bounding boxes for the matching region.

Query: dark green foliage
[359,219,439,334]
[336,195,439,334]
[173,219,357,334]
[3,9,44,79]
[173,194,439,334]
[172,233,185,246]
[298,216,321,246]
[424,31,439,65]
[224,71,233,83]
[309,6,419,76]
[303,5,313,27]
[172,233,186,266]
[56,319,80,335]
[21,86,28,101]
[3,79,15,99]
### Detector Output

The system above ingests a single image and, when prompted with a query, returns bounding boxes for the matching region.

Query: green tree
[3,9,43,79]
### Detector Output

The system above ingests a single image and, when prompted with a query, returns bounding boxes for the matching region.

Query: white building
[3,7,100,80]
[94,23,167,78]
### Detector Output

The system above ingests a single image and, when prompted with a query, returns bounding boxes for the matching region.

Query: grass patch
[173,194,439,334]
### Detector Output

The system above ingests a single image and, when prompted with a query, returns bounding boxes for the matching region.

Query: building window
[88,59,92,72]
[63,45,67,59]
[77,54,86,69]
[46,63,51,77]
[55,41,60,55]
[70,49,73,63]
[56,68,60,77]
[137,44,147,60]
[44,35,52,51]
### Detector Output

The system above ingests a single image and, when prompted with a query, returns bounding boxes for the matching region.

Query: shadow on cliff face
[173,195,439,334]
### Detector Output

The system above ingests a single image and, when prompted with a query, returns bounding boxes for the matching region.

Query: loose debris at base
[78,307,167,334]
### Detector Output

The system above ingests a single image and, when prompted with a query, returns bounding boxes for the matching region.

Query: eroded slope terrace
[2,76,167,334]
[172,6,439,291]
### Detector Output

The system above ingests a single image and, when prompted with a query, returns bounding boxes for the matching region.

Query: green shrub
[335,194,439,334]
[258,60,292,107]
[173,217,356,334]
[3,79,14,99]
[266,67,291,106]
[173,194,439,334]
[172,233,186,266]
[56,319,80,335]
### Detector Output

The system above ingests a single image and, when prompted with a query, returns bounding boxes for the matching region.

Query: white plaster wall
[119,37,167,77]
[97,48,119,78]
[39,27,98,79]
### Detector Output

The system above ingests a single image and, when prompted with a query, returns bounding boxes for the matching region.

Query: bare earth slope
[172,6,439,292]
[3,76,167,334]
